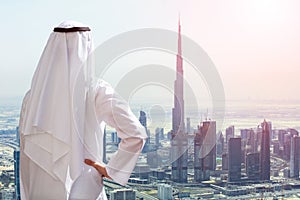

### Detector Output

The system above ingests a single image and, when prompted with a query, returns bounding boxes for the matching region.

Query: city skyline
[1,0,300,101]
[1,1,300,199]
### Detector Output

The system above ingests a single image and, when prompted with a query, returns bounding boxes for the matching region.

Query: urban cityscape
[1,21,300,200]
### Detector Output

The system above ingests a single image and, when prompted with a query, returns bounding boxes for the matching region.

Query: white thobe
[20,80,147,200]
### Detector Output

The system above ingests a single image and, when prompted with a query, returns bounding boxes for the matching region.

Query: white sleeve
[94,80,148,185]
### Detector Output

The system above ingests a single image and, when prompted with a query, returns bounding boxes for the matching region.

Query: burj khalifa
[171,18,188,183]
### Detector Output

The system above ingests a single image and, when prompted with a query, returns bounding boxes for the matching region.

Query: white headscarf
[21,21,103,193]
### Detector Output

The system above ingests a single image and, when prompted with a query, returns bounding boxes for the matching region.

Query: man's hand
[84,159,112,180]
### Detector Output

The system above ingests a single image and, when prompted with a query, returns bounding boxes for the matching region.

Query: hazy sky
[1,0,300,101]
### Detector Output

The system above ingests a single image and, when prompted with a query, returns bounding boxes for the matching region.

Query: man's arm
[91,80,148,185]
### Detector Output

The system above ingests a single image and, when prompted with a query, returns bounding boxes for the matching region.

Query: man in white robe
[19,21,147,200]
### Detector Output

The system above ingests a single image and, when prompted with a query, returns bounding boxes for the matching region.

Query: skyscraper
[14,126,20,200]
[194,121,216,182]
[267,121,273,139]
[103,126,107,164]
[290,136,300,178]
[139,110,147,128]
[288,128,299,137]
[283,133,291,160]
[226,126,234,144]
[246,152,260,180]
[240,129,250,140]
[109,189,136,200]
[172,17,184,134]
[216,131,224,156]
[186,117,191,134]
[222,153,229,170]
[139,110,150,152]
[155,128,164,146]
[228,138,241,182]
[278,129,287,146]
[14,149,20,200]
[260,120,270,181]
[157,184,173,200]
[16,126,20,145]
[171,18,188,183]
[248,129,256,153]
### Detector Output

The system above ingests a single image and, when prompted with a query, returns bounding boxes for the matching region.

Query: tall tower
[225,126,234,144]
[260,120,270,181]
[171,17,188,183]
[103,126,107,164]
[139,110,149,142]
[228,138,241,182]
[290,136,300,178]
[14,127,21,200]
[139,110,150,152]
[139,111,147,128]
[172,16,184,134]
[194,121,216,182]
[246,152,260,180]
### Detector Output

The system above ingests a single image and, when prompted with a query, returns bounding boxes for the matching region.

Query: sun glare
[240,0,291,28]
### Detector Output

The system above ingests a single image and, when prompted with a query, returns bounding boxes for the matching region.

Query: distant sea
[0,96,23,130]
[222,100,300,133]
[0,96,299,135]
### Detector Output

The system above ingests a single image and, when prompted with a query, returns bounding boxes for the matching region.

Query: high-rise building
[240,129,250,140]
[283,133,292,160]
[147,151,159,168]
[226,126,234,144]
[228,138,241,182]
[14,149,20,200]
[260,120,270,181]
[241,128,251,161]
[186,117,191,134]
[155,128,164,146]
[194,121,216,182]
[139,110,147,128]
[278,129,287,146]
[103,126,107,163]
[259,121,272,139]
[109,189,136,200]
[156,128,164,140]
[273,141,280,155]
[288,128,299,137]
[171,134,188,182]
[14,126,20,200]
[157,184,173,200]
[216,131,224,156]
[16,126,20,145]
[167,131,172,140]
[134,164,150,179]
[139,110,150,152]
[248,129,256,153]
[139,110,149,143]
[222,153,228,170]
[255,128,262,153]
[290,136,300,178]
[171,17,188,183]
[171,17,184,134]
[111,131,119,144]
[283,167,290,178]
[241,129,255,156]
[267,121,273,139]
[246,152,260,180]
